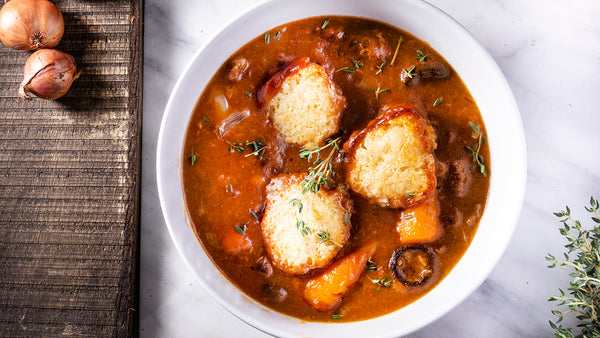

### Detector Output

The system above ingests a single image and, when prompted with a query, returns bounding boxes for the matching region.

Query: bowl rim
[156,0,527,336]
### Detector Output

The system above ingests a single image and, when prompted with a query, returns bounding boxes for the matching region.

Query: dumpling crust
[258,57,345,147]
[343,104,437,209]
[261,174,352,275]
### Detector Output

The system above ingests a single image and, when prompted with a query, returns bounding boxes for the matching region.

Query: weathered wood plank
[0,0,143,336]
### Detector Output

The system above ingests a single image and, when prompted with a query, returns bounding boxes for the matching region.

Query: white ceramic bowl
[157,0,527,336]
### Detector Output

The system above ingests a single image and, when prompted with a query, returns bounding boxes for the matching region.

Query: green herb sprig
[234,223,247,235]
[244,140,266,160]
[546,197,600,337]
[375,61,387,75]
[316,229,342,247]
[416,50,428,62]
[368,276,393,292]
[300,137,341,194]
[297,220,311,237]
[403,65,417,79]
[375,87,389,100]
[187,153,197,165]
[465,122,487,176]
[365,259,378,272]
[336,58,363,73]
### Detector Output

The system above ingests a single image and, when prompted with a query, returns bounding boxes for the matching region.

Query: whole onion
[0,0,64,50]
[19,49,80,100]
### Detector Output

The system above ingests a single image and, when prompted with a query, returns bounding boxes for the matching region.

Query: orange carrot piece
[396,196,440,243]
[303,241,378,312]
[220,224,253,254]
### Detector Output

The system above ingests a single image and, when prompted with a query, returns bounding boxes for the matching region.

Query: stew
[182,16,489,322]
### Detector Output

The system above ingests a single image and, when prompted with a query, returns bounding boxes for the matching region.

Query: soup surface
[182,16,489,322]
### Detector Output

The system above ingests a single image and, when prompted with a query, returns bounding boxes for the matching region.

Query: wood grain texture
[0,0,143,336]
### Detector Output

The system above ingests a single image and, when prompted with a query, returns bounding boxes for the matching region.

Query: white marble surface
[140,0,600,336]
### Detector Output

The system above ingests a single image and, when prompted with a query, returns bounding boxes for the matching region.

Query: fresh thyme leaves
[244,91,253,98]
[274,30,281,38]
[401,214,414,220]
[187,153,197,165]
[433,97,443,107]
[464,122,487,176]
[344,212,350,226]
[227,141,245,153]
[336,57,363,73]
[403,65,417,79]
[228,184,233,192]
[289,198,303,213]
[250,209,261,222]
[316,229,342,247]
[321,18,330,29]
[416,50,428,62]
[300,137,341,194]
[202,116,210,123]
[365,259,378,272]
[368,276,393,292]
[234,223,247,235]
[406,192,415,197]
[264,32,270,44]
[331,314,343,320]
[546,197,600,337]
[390,36,403,66]
[297,220,311,237]
[375,86,389,100]
[375,61,387,75]
[244,140,266,160]
[226,140,266,159]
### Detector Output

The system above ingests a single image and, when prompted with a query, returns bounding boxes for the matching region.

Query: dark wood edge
[121,0,144,336]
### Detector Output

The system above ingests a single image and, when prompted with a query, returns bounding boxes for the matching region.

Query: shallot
[0,0,64,50]
[19,48,80,100]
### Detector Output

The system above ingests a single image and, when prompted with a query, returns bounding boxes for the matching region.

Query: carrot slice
[396,196,440,243]
[220,224,253,254]
[303,241,378,312]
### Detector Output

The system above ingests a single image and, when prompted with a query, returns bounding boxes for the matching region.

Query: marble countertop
[140,0,600,336]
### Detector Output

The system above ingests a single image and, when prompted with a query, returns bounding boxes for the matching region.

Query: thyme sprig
[368,276,393,292]
[464,122,487,176]
[299,137,341,194]
[546,197,600,337]
[316,229,342,247]
[244,140,266,160]
[234,223,247,235]
[375,61,387,75]
[297,220,311,237]
[403,65,417,79]
[375,87,389,100]
[227,141,245,153]
[365,259,378,272]
[336,58,363,73]
[416,50,428,62]
[187,152,197,165]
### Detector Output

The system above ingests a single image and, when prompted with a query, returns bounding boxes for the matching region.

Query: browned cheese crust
[261,174,352,275]
[343,104,437,209]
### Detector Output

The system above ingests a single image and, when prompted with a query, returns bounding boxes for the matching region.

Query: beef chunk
[227,57,249,82]
[400,61,450,85]
[448,159,471,197]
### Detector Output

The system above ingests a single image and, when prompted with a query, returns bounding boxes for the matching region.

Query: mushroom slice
[389,246,435,286]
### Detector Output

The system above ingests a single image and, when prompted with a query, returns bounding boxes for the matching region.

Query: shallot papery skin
[0,0,64,50]
[19,49,80,100]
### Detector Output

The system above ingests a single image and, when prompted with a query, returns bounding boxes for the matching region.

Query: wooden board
[0,0,142,336]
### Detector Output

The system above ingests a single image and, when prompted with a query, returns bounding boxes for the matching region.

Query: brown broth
[182,16,489,322]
